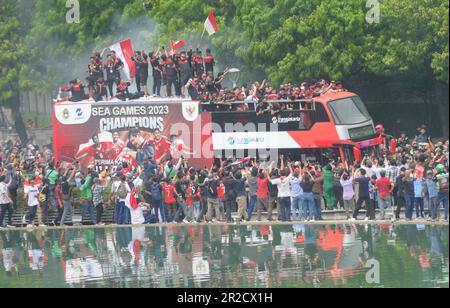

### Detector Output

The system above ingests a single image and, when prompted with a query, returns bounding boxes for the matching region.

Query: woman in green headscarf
[322,165,335,210]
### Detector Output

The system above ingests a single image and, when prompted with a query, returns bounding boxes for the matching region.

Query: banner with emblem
[182,101,200,122]
[53,100,213,170]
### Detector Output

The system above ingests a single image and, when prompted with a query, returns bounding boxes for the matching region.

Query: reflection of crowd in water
[0,225,448,287]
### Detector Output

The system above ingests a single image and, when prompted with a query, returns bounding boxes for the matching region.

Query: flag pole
[200,27,206,40]
[198,27,206,49]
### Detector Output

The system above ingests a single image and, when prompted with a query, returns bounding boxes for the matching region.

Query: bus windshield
[328,96,371,125]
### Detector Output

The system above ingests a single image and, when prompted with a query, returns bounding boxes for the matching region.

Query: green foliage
[2,0,448,92]
[22,113,52,129]
[0,0,29,102]
[0,0,448,139]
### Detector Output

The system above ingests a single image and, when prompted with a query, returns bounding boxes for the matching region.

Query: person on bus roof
[204,49,215,76]
[68,79,86,102]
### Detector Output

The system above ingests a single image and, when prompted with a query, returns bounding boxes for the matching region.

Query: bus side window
[303,103,330,130]
[314,103,330,123]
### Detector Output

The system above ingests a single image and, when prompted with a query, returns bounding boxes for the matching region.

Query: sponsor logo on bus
[55,104,92,125]
[273,115,303,124]
[214,132,301,150]
[227,136,265,146]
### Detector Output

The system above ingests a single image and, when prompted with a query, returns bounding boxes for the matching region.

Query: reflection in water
[0,224,448,288]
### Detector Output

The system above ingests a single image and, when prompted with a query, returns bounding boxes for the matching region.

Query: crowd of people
[57,46,346,113]
[0,125,448,229]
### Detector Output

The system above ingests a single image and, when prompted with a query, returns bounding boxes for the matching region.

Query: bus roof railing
[53,97,316,111]
[203,99,315,104]
[203,99,316,111]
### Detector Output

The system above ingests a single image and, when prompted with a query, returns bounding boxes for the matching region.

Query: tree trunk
[434,81,449,139]
[8,94,28,144]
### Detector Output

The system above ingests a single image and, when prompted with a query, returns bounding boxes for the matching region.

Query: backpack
[227,188,237,200]
[39,187,47,203]
[62,182,71,196]
[116,183,128,199]
[151,184,162,201]
[209,181,218,196]
[437,174,449,192]
[8,173,19,191]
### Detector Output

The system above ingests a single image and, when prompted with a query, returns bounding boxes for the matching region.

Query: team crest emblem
[182,101,199,122]
[62,109,70,120]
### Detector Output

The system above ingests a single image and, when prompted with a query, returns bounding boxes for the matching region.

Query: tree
[0,0,33,143]
[1,0,448,140]
[142,0,449,136]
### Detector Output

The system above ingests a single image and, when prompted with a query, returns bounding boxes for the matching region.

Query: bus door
[360,145,381,159]
[335,144,357,166]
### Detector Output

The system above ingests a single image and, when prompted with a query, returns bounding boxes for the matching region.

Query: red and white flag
[129,187,139,210]
[170,39,185,55]
[204,8,219,36]
[109,38,136,81]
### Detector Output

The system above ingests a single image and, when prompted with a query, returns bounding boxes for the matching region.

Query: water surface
[0,224,448,288]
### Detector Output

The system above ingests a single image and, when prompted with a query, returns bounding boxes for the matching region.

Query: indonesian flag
[170,39,185,55]
[227,157,251,168]
[129,187,139,210]
[204,8,219,36]
[109,38,136,81]
[390,138,397,155]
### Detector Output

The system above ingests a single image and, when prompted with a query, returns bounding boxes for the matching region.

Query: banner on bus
[53,101,213,171]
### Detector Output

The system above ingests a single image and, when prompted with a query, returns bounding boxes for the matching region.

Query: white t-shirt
[130,205,145,225]
[133,177,143,188]
[28,250,44,271]
[24,185,40,207]
[0,182,12,204]
[111,180,121,192]
[363,166,378,178]
[271,174,293,198]
[2,249,14,271]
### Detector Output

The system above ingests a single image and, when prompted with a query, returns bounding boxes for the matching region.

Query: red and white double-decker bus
[207,91,383,164]
[52,90,383,170]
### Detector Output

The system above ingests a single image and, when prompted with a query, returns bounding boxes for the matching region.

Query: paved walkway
[1,217,448,232]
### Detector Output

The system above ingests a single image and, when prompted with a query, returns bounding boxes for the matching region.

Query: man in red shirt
[53,181,64,226]
[75,133,116,167]
[117,148,138,171]
[112,132,125,157]
[376,170,394,221]
[161,179,179,223]
[256,171,270,221]
[151,129,171,163]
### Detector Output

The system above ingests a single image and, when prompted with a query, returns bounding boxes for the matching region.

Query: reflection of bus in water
[208,90,383,164]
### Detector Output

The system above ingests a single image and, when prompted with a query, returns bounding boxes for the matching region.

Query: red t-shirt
[77,142,115,160]
[152,137,171,161]
[185,187,194,206]
[112,140,125,157]
[162,184,177,204]
[257,177,269,198]
[217,183,225,199]
[376,177,393,197]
